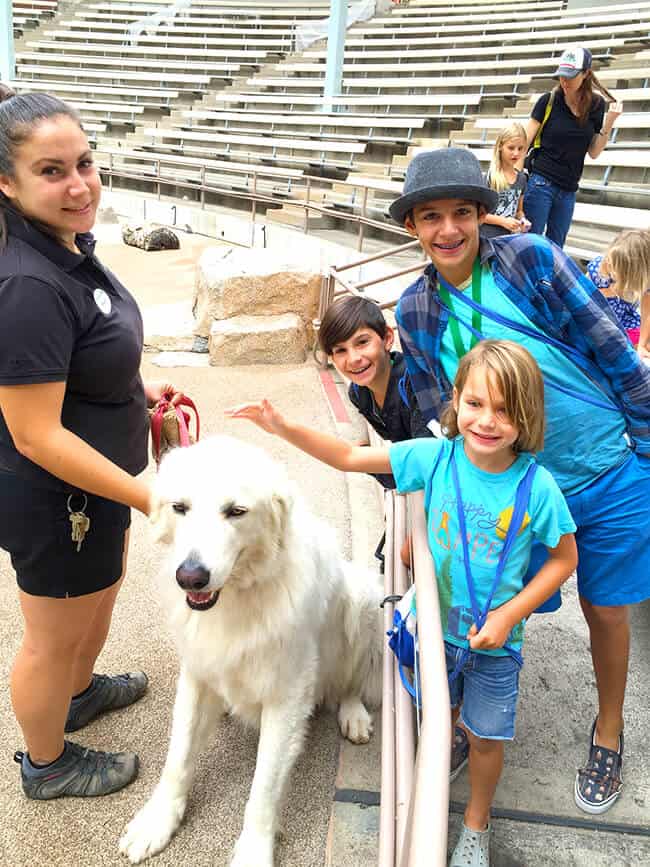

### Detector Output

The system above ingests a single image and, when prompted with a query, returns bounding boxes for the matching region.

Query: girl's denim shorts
[445,642,520,741]
[0,471,130,598]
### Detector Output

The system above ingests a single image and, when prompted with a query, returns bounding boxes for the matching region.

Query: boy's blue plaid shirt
[396,233,650,454]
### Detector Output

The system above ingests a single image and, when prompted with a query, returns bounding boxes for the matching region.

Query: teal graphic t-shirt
[439,265,630,496]
[389,437,576,656]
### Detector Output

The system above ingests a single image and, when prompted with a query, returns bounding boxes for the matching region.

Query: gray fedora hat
[389,147,498,224]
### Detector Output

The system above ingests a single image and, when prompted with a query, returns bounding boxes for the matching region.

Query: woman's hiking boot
[65,671,148,732]
[14,740,139,799]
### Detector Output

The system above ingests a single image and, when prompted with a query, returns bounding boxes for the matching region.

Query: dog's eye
[172,502,188,515]
[225,505,248,518]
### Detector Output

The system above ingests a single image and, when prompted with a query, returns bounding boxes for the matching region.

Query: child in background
[585,229,650,358]
[481,123,530,239]
[318,295,431,490]
[227,339,577,867]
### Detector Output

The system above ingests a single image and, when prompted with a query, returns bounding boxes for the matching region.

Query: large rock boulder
[193,247,321,341]
[122,223,180,251]
[209,313,307,365]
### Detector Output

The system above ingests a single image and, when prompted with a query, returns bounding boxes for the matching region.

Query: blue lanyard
[448,442,537,677]
[436,271,621,414]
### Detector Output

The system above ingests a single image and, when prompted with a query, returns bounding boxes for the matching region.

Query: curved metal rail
[379,489,451,867]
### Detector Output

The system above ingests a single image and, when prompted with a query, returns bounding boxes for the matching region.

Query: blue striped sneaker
[15,741,139,799]
[65,672,149,732]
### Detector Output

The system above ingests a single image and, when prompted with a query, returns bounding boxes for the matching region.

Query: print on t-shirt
[432,488,530,650]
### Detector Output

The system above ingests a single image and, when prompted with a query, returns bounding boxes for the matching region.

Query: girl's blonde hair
[441,340,545,454]
[603,229,650,302]
[488,122,527,192]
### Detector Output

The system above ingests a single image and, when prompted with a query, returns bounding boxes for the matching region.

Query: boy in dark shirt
[318,295,431,489]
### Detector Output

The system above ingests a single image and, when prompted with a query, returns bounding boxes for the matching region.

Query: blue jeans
[523,172,576,249]
[445,642,520,741]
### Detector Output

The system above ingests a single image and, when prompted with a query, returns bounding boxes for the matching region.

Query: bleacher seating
[11,0,648,256]
[11,0,57,36]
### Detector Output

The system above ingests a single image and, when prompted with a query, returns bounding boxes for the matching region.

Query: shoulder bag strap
[533,90,555,149]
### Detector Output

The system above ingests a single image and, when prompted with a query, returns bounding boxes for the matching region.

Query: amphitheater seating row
[240,80,650,106]
[16,65,215,88]
[276,52,649,80]
[381,0,644,22]
[177,110,425,146]
[275,57,575,75]
[43,29,295,50]
[26,40,278,63]
[304,38,634,62]
[56,20,298,37]
[304,25,650,51]
[76,9,328,24]
[16,52,249,76]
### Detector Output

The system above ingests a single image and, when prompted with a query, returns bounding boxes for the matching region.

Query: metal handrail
[405,490,451,867]
[95,148,413,251]
[379,493,397,866]
[379,488,450,867]
[393,494,416,858]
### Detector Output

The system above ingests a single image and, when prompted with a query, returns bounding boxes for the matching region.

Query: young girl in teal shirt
[228,339,577,867]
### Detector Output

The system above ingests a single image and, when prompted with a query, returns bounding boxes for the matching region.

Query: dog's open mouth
[185,590,220,611]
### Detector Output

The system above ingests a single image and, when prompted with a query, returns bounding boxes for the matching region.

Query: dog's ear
[149,489,175,544]
[270,491,291,542]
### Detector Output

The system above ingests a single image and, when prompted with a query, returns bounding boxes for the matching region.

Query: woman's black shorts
[0,471,131,598]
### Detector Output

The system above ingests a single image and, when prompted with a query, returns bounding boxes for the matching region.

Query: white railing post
[406,491,450,867]
[393,494,416,859]
[379,492,397,867]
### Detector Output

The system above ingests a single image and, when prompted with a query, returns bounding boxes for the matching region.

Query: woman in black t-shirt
[0,86,182,800]
[522,45,622,249]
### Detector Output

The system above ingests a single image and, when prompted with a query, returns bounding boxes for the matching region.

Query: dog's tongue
[187,591,212,603]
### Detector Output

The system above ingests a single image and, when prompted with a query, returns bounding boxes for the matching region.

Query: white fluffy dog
[119,435,383,867]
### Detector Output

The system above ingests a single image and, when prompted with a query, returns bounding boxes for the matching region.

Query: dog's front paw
[119,795,185,863]
[230,830,275,867]
[338,698,373,744]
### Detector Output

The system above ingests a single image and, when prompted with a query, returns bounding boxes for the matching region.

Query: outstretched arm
[226,399,392,475]
[468,533,577,651]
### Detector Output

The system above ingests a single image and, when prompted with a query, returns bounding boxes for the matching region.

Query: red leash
[150,392,200,465]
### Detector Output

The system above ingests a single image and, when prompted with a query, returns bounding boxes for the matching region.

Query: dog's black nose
[176,557,210,591]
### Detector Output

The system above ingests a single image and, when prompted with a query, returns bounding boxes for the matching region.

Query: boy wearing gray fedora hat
[393,147,650,841]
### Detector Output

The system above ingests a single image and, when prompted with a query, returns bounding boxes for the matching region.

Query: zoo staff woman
[523,45,621,248]
[0,86,178,800]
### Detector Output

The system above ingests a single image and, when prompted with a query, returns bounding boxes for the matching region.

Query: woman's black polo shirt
[531,89,605,192]
[0,211,148,490]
